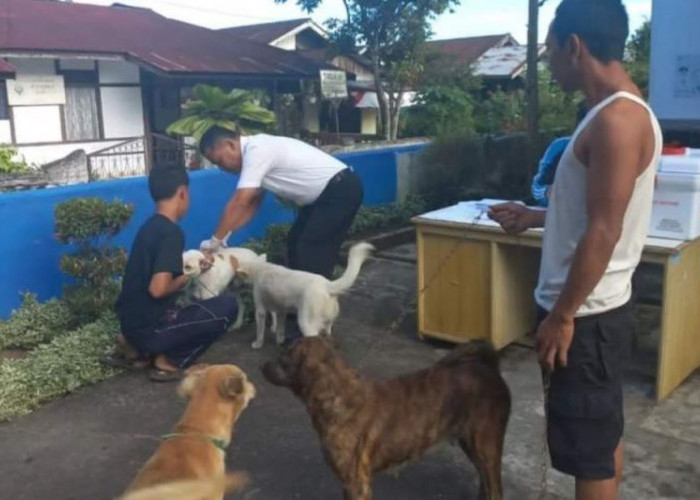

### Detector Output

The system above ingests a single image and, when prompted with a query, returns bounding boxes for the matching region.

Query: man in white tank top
[489,1,662,498]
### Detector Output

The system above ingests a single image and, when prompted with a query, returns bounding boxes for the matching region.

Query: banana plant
[166,85,277,141]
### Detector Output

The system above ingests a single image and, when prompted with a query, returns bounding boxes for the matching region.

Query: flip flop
[148,368,185,383]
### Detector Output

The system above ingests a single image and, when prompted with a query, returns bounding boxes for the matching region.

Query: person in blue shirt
[531,104,588,207]
[531,137,571,206]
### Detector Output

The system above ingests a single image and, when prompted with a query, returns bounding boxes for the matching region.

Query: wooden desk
[413,205,700,401]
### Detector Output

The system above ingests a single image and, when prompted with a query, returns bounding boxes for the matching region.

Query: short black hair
[552,0,629,63]
[148,165,189,202]
[198,125,240,155]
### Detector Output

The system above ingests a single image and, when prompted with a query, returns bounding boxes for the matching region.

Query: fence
[0,143,428,317]
[87,138,147,181]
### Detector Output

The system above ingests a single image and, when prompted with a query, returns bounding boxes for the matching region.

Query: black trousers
[285,169,364,339]
[124,295,238,368]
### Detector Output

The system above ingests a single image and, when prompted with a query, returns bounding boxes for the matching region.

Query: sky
[81,0,652,43]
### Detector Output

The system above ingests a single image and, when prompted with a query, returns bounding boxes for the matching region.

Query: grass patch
[0,312,119,422]
[0,293,73,350]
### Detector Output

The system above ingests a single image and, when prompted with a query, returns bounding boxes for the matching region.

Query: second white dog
[238,242,374,349]
[182,247,266,330]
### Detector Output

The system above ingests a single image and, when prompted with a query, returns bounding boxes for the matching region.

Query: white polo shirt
[236,134,348,206]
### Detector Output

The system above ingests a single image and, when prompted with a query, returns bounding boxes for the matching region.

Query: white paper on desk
[420,199,528,226]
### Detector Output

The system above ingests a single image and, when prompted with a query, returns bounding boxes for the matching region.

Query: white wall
[13,106,63,144]
[8,58,56,75]
[17,140,124,166]
[0,121,11,144]
[58,59,95,71]
[272,35,296,51]
[100,87,144,139]
[99,61,140,84]
[650,0,700,124]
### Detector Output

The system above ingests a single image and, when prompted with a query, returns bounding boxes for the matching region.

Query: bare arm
[488,204,547,233]
[213,188,264,240]
[549,110,644,320]
[149,273,189,299]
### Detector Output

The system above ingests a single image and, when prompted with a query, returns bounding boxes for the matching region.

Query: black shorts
[536,302,633,480]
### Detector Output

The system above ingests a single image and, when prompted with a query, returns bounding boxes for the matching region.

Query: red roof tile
[426,34,516,68]
[0,1,327,77]
[220,19,311,44]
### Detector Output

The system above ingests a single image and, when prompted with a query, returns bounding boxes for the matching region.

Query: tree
[277,0,460,140]
[166,84,276,141]
[626,20,651,97]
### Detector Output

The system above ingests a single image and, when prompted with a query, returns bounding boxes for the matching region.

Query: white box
[649,157,700,240]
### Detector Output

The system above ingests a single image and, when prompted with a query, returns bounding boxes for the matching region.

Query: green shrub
[244,223,292,264]
[0,145,31,174]
[0,313,120,422]
[0,294,73,350]
[349,196,427,237]
[55,198,133,324]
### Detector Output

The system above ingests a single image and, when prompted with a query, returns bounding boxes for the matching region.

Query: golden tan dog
[121,364,256,500]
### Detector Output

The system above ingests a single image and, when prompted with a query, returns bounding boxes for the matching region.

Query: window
[64,86,100,141]
[0,82,8,120]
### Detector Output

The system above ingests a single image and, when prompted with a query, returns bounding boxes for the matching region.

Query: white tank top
[535,91,663,316]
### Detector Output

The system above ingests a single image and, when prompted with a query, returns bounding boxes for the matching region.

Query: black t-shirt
[116,214,184,333]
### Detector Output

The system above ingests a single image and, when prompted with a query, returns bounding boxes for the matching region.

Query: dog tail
[443,340,500,368]
[119,472,249,500]
[327,242,374,296]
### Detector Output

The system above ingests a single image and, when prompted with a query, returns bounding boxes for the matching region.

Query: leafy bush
[0,313,119,422]
[0,294,73,350]
[349,196,427,237]
[0,145,31,174]
[244,223,292,264]
[55,198,133,324]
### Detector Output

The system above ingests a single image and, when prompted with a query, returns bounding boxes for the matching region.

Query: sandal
[148,368,185,383]
[101,353,149,370]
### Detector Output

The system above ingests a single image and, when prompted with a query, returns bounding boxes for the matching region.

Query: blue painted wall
[0,144,426,317]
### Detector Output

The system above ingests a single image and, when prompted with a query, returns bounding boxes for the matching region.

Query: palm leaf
[167,85,277,141]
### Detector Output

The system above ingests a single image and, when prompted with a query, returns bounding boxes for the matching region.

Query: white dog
[238,242,374,349]
[182,247,266,330]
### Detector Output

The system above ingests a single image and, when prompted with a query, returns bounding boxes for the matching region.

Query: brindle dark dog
[262,338,511,500]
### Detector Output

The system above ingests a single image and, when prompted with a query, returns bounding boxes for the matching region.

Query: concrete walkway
[0,254,699,499]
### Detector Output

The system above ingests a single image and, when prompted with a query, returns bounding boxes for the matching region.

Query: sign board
[320,70,348,100]
[6,76,66,106]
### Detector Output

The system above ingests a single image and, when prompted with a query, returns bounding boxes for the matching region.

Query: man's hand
[488,202,539,234]
[536,312,575,373]
[200,234,227,252]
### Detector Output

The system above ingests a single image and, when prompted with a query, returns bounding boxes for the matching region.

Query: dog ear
[177,366,207,398]
[229,256,240,271]
[259,254,268,262]
[236,265,249,279]
[219,375,245,400]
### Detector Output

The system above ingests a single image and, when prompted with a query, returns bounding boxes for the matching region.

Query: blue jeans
[124,295,238,368]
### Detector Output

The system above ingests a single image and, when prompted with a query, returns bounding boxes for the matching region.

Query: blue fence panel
[0,144,427,317]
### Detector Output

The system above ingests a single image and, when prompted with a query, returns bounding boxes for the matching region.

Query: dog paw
[251,340,264,349]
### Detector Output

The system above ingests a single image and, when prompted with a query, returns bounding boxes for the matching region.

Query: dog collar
[161,432,229,452]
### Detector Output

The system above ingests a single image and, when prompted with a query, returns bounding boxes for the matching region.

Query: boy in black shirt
[115,166,237,381]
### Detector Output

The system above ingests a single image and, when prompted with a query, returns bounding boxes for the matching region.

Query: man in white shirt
[198,126,364,343]
[489,1,662,499]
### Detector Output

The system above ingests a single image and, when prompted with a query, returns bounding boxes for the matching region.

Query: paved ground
[0,249,699,500]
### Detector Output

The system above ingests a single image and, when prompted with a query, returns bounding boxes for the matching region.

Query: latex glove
[200,234,227,252]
